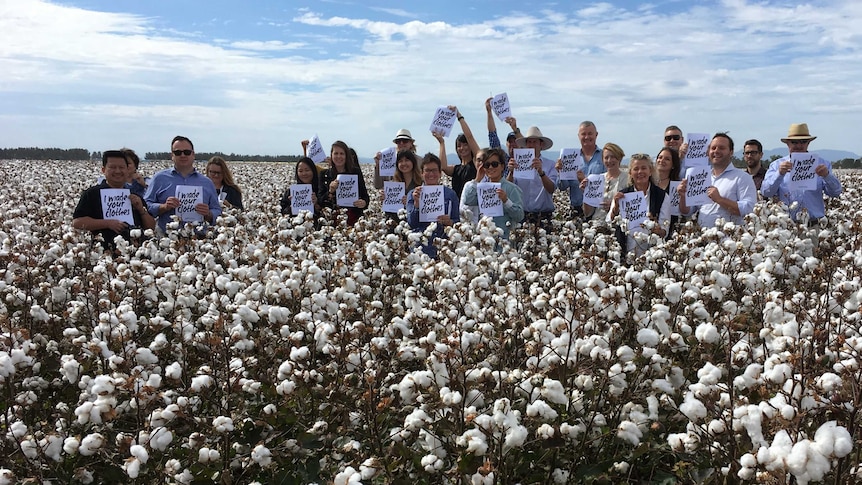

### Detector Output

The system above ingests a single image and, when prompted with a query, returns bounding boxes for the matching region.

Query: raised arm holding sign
[429,106,458,138]
[491,92,512,122]
[307,135,326,164]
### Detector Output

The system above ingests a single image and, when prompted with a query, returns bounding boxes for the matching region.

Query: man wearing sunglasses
[663,125,688,164]
[761,123,842,225]
[144,135,222,233]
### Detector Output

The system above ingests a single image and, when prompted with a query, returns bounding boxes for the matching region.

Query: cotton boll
[617,420,642,445]
[694,323,720,344]
[251,444,272,467]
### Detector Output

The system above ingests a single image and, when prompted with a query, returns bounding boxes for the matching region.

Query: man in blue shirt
[507,126,557,230]
[144,135,221,233]
[761,123,842,224]
[557,121,606,219]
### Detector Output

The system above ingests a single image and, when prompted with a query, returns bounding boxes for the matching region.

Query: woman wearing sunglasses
[460,147,524,239]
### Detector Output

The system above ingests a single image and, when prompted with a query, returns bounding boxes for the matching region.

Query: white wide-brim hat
[515,126,553,150]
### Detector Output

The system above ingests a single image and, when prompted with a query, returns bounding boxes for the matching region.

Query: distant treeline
[0,147,91,160]
[144,152,302,162]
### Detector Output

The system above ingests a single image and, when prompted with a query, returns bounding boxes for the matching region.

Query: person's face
[785,139,811,154]
[525,137,542,156]
[655,150,674,174]
[331,146,347,170]
[709,137,732,168]
[422,163,441,185]
[506,137,517,155]
[297,163,314,184]
[629,158,652,186]
[171,140,195,170]
[456,140,472,160]
[578,125,598,148]
[206,163,223,186]
[664,130,683,149]
[397,157,414,175]
[102,157,128,187]
[743,144,763,168]
[602,150,620,171]
[480,152,504,181]
[395,138,413,151]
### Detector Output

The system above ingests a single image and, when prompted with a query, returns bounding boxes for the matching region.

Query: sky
[1,0,861,159]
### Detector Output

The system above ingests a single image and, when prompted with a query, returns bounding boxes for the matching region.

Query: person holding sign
[144,136,221,233]
[438,105,481,203]
[319,140,369,227]
[484,97,521,162]
[373,129,420,189]
[557,121,606,220]
[407,154,461,258]
[761,123,842,224]
[508,126,558,230]
[206,157,244,210]
[380,150,423,220]
[608,154,669,256]
[653,147,682,238]
[73,150,156,249]
[581,143,629,223]
[280,157,321,219]
[461,147,524,239]
[677,133,757,228]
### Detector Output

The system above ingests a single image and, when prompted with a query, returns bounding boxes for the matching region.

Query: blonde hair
[602,142,625,161]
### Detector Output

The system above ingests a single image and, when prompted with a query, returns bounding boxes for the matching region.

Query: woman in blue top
[460,147,524,239]
[407,154,460,257]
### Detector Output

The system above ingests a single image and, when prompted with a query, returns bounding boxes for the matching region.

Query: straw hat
[393,129,414,143]
[515,126,554,150]
[781,123,817,143]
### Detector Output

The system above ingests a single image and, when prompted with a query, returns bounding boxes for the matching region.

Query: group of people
[73,107,842,258]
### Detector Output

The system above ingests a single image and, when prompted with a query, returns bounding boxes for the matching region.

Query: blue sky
[1,0,860,158]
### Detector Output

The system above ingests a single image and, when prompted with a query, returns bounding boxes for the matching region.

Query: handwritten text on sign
[290,184,314,215]
[513,148,536,180]
[684,133,710,168]
[668,181,682,216]
[419,184,445,223]
[477,182,503,217]
[378,146,397,177]
[582,174,606,207]
[787,152,821,192]
[307,135,326,164]
[558,148,582,181]
[621,192,649,231]
[491,92,512,122]
[336,174,359,207]
[684,166,711,207]
[429,106,457,137]
[175,185,203,222]
[382,181,405,213]
[100,188,134,225]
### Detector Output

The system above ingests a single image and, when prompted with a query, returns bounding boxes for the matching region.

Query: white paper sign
[513,148,536,180]
[335,174,359,207]
[429,106,458,137]
[307,135,326,164]
[477,182,503,217]
[684,133,710,168]
[383,181,405,213]
[290,184,314,215]
[582,174,606,207]
[378,146,397,177]
[418,184,445,223]
[621,192,649,231]
[175,185,203,222]
[100,188,134,225]
[788,152,820,192]
[668,181,682,217]
[491,92,512,122]
[684,166,711,207]
[558,148,582,181]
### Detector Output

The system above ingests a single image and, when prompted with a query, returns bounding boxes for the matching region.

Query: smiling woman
[206,156,244,210]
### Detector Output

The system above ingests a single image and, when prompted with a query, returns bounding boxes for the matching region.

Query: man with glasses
[144,135,221,233]
[761,123,842,224]
[742,139,767,191]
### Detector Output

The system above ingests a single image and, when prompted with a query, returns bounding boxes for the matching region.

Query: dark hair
[712,133,734,152]
[294,156,320,188]
[455,133,475,162]
[171,135,194,150]
[102,150,127,167]
[395,150,423,187]
[664,125,682,134]
[422,153,442,171]
[120,148,140,169]
[656,147,681,180]
[331,140,357,173]
[483,147,507,164]
[744,139,763,152]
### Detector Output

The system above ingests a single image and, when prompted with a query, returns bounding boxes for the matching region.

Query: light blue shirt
[511,156,557,213]
[144,167,222,231]
[761,155,842,220]
[685,164,757,227]
[461,179,524,239]
[559,147,605,207]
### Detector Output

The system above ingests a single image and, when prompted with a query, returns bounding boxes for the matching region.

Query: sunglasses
[484,161,503,168]
[664,134,681,141]
[172,149,193,156]
[743,151,760,156]
[789,140,810,145]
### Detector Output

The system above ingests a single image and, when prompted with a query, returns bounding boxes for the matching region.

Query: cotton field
[1,159,861,484]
